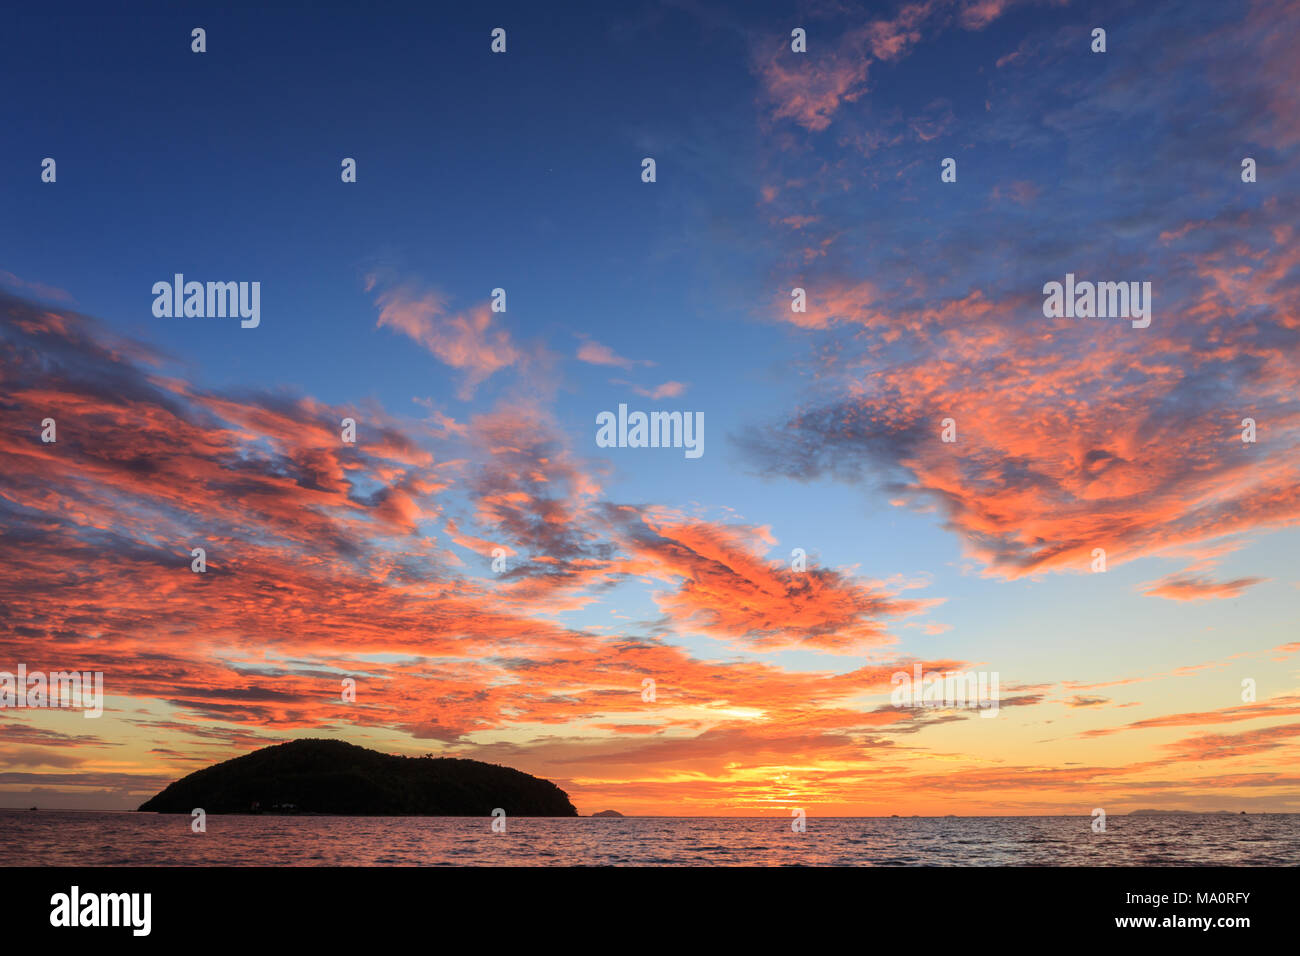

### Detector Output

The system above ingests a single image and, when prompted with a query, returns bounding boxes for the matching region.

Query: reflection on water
[3,811,1295,866]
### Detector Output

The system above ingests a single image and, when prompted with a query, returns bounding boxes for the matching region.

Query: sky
[1,0,1298,816]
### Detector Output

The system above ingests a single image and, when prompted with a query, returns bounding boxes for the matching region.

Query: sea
[3,810,1297,865]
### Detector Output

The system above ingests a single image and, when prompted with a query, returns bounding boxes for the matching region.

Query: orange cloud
[370,278,519,396]
[1141,573,1269,601]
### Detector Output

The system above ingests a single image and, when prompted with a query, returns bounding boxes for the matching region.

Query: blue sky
[2,0,1298,814]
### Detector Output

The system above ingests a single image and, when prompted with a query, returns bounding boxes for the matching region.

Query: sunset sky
[2,0,1298,816]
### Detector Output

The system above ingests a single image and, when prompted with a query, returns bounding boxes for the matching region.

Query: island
[137,738,578,816]
[591,810,625,817]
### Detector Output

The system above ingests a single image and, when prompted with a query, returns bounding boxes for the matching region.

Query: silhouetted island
[1126,809,1233,816]
[137,739,578,816]
[591,810,625,817]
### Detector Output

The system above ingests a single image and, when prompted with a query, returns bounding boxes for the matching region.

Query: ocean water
[3,811,1296,865]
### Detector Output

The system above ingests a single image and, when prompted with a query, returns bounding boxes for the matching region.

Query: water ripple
[2,811,1295,866]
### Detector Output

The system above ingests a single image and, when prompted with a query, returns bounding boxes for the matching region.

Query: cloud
[369,278,519,397]
[613,379,688,400]
[1081,696,1300,739]
[1141,574,1269,601]
[753,0,1022,132]
[612,512,936,653]
[991,180,1041,205]
[1164,722,1300,761]
[0,293,959,770]
[0,271,76,305]
[743,197,1300,580]
[576,339,653,369]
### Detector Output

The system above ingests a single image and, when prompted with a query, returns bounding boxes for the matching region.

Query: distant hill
[591,809,625,817]
[137,739,578,816]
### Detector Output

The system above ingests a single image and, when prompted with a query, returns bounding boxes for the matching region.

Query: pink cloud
[614,379,688,399]
[370,278,519,397]
[577,339,652,369]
